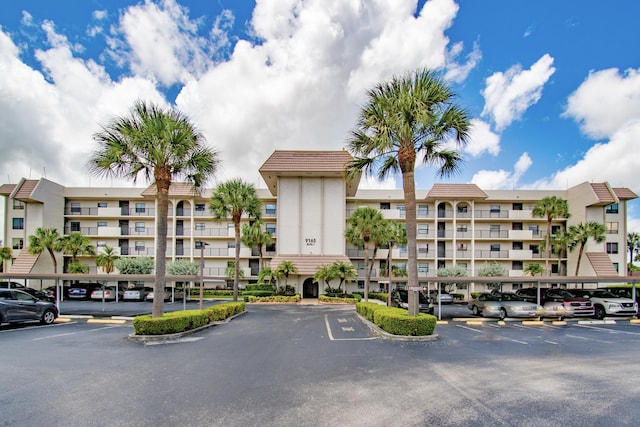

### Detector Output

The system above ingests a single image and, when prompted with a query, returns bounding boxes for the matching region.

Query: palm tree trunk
[47,248,58,274]
[545,217,551,274]
[575,244,585,276]
[363,241,371,301]
[399,152,418,316]
[234,217,241,302]
[152,178,170,318]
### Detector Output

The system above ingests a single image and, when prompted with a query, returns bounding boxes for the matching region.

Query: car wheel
[499,308,507,320]
[471,305,480,316]
[594,305,605,320]
[41,309,56,325]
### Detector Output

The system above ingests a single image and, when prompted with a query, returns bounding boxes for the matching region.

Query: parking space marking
[324,315,377,341]
[0,321,77,333]
[456,324,483,333]
[565,334,614,344]
[32,325,126,341]
[576,324,640,336]
[544,340,559,345]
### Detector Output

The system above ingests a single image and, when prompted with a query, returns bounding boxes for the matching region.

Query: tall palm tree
[58,232,96,267]
[532,196,570,274]
[345,207,388,301]
[346,68,470,314]
[210,179,262,301]
[27,227,62,273]
[0,246,12,273]
[627,232,640,275]
[546,229,571,276]
[568,221,606,276]
[88,100,219,318]
[241,220,273,271]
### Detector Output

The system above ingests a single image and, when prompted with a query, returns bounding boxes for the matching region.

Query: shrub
[319,295,358,304]
[352,292,388,303]
[132,301,245,335]
[276,285,296,296]
[245,294,300,303]
[356,302,436,336]
[245,284,275,291]
[241,290,275,297]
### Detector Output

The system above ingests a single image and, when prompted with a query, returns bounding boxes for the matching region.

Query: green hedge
[241,290,275,297]
[132,302,245,335]
[319,294,361,304]
[356,302,437,336]
[188,289,234,297]
[244,294,301,303]
[352,292,388,303]
[245,284,275,291]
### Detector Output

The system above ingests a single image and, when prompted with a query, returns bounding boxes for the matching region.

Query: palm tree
[313,264,336,293]
[58,232,96,268]
[532,196,570,274]
[96,246,119,275]
[27,227,62,273]
[331,261,357,293]
[274,261,298,290]
[568,221,606,276]
[0,246,11,273]
[524,263,544,276]
[547,229,571,276]
[210,179,262,302]
[241,220,273,271]
[627,232,640,275]
[257,266,278,288]
[345,207,388,301]
[88,100,219,318]
[346,68,470,314]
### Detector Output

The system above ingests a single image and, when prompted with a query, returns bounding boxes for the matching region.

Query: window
[512,261,523,270]
[490,205,500,213]
[418,205,429,216]
[606,203,619,214]
[457,243,468,251]
[418,224,429,237]
[418,243,428,254]
[266,243,276,252]
[530,244,540,254]
[606,222,619,234]
[613,262,619,272]
[457,224,467,232]
[12,238,23,250]
[606,242,619,254]
[490,243,500,251]
[512,222,523,231]
[195,203,206,212]
[227,242,235,249]
[266,223,276,234]
[135,222,145,232]
[490,224,500,233]
[69,221,80,232]
[512,203,523,210]
[379,202,390,210]
[265,204,276,215]
[12,218,23,230]
[397,205,405,216]
[418,263,429,274]
[98,241,107,248]
[457,205,468,213]
[134,241,144,251]
[70,202,81,213]
[512,241,523,250]
[551,225,561,235]
[195,223,205,231]
[528,225,539,235]
[97,202,107,208]
[135,203,145,213]
[97,221,107,228]
[12,199,24,210]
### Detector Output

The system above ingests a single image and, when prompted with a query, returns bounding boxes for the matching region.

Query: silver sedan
[468,293,541,320]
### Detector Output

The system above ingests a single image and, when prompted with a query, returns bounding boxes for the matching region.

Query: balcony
[475,230,509,239]
[508,230,533,240]
[475,249,509,258]
[474,209,509,219]
[193,227,228,237]
[508,249,533,260]
[65,207,98,216]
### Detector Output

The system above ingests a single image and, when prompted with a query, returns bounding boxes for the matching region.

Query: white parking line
[565,334,614,344]
[544,340,559,345]
[0,321,77,333]
[456,324,483,333]
[32,325,125,340]
[576,324,640,335]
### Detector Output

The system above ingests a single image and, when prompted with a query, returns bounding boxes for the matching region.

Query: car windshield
[501,293,525,301]
[591,290,618,298]
[548,290,575,298]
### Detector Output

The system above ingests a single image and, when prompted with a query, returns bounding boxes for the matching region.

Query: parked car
[0,289,58,325]
[123,287,152,301]
[90,285,125,301]
[146,287,185,302]
[515,288,566,319]
[0,281,26,289]
[429,290,454,304]
[43,285,69,300]
[68,283,102,300]
[468,292,541,319]
[515,287,548,303]
[0,281,54,302]
[392,290,434,314]
[576,289,638,319]
[543,289,594,317]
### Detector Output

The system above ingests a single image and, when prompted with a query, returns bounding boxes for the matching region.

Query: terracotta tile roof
[589,183,617,204]
[141,182,202,197]
[268,254,353,276]
[13,179,40,201]
[586,252,619,276]
[9,252,40,274]
[259,150,360,197]
[0,184,16,195]
[612,187,638,200]
[425,184,487,200]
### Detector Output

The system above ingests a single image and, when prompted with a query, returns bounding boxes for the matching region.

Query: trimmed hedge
[188,289,234,297]
[356,302,437,336]
[241,290,275,297]
[245,284,276,291]
[245,294,301,303]
[132,301,245,335]
[319,294,361,304]
[353,292,388,303]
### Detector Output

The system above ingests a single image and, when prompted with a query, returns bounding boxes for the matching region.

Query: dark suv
[0,281,55,302]
[392,290,434,314]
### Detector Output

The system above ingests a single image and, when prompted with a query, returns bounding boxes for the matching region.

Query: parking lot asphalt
[55,297,231,318]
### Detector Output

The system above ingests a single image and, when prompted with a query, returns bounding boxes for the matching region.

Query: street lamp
[198,241,209,310]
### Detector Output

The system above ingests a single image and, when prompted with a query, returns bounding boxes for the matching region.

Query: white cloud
[464,119,500,157]
[444,40,481,83]
[481,53,555,131]
[563,67,640,140]
[93,10,108,21]
[470,152,532,189]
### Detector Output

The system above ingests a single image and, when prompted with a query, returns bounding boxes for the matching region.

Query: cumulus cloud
[464,119,500,157]
[563,67,640,140]
[470,152,532,189]
[481,53,555,131]
[444,40,481,83]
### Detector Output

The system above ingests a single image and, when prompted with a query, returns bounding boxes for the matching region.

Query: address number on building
[305,238,316,246]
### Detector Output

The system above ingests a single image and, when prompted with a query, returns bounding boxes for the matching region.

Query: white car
[578,289,638,319]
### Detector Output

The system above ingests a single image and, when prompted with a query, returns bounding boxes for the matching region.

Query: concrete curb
[126,310,247,343]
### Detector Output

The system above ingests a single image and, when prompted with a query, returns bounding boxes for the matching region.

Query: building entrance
[302,278,318,298]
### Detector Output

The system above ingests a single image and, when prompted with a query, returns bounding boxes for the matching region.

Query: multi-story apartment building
[1,150,635,297]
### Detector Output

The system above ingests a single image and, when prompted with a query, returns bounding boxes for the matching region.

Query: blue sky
[1,0,640,238]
